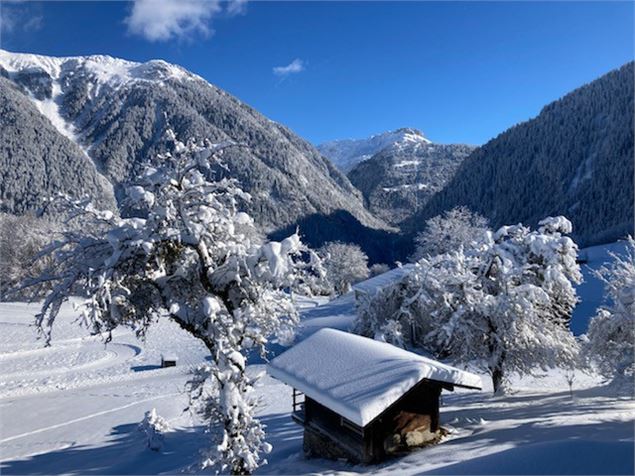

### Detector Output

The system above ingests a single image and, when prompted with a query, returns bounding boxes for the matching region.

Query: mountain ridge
[347,141,475,225]
[404,62,635,247]
[0,49,388,243]
[317,127,434,172]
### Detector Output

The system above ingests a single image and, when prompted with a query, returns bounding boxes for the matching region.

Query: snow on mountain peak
[357,127,431,149]
[317,127,432,172]
[0,49,197,88]
[381,127,432,147]
[0,49,200,148]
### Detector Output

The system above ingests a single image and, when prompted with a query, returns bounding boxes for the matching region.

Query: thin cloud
[0,9,16,35]
[273,59,305,77]
[0,2,43,38]
[226,0,248,16]
[125,0,247,43]
[23,15,43,32]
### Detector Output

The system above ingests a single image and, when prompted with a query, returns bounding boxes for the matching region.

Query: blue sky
[1,1,633,145]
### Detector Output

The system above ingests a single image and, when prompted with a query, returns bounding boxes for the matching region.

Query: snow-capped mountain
[407,62,634,247]
[317,127,474,225]
[317,128,432,172]
[0,50,386,244]
[347,141,474,225]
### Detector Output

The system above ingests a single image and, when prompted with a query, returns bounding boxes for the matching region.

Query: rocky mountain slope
[317,128,431,172]
[405,62,634,247]
[0,50,384,238]
[347,140,474,225]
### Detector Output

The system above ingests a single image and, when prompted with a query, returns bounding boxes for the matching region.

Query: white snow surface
[0,249,633,474]
[31,81,78,142]
[268,328,482,426]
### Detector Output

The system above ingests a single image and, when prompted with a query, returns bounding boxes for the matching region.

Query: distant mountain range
[317,128,432,172]
[318,129,474,225]
[404,62,634,247]
[1,49,632,264]
[0,50,384,241]
[348,138,474,226]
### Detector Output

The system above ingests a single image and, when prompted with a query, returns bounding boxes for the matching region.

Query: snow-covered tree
[318,242,369,296]
[585,237,635,383]
[369,263,391,277]
[293,248,331,297]
[139,408,170,451]
[410,206,489,261]
[356,216,582,393]
[355,284,409,347]
[23,132,317,475]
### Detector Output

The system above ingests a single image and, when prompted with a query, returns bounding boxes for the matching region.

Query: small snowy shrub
[585,237,635,384]
[139,408,170,451]
[24,132,322,475]
[356,216,582,393]
[318,241,369,295]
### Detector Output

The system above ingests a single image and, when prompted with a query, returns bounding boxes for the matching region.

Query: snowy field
[0,244,633,475]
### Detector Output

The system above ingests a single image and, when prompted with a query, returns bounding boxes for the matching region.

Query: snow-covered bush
[354,273,432,348]
[369,263,391,277]
[138,408,170,451]
[356,216,582,393]
[292,248,331,297]
[24,132,319,475]
[410,206,489,261]
[318,241,369,296]
[585,237,635,383]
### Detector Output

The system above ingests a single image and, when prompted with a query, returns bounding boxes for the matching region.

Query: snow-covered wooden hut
[160,354,178,368]
[268,328,482,464]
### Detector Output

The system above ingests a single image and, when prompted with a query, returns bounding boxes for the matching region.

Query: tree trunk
[232,459,249,475]
[491,366,504,394]
[486,317,505,395]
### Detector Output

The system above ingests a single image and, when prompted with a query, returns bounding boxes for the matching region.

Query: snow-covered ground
[1,245,633,475]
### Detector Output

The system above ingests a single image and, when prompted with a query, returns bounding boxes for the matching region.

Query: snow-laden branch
[355,214,582,393]
[585,237,635,385]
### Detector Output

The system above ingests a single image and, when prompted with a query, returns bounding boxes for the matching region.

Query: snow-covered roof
[352,264,414,296]
[268,328,482,427]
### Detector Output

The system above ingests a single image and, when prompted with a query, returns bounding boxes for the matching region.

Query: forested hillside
[0,50,384,237]
[405,62,634,246]
[348,141,473,225]
[0,76,115,213]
